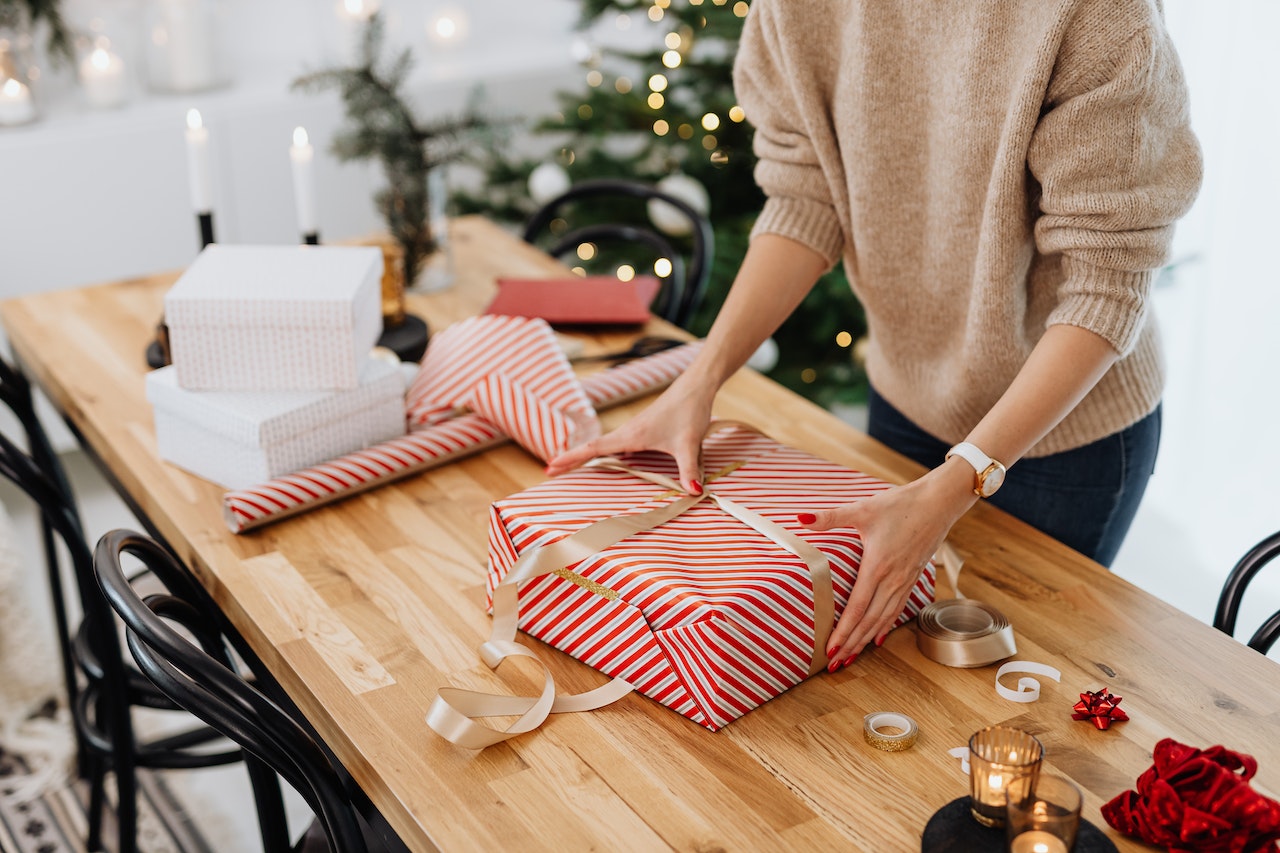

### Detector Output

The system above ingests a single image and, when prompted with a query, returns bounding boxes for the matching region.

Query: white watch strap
[946,441,993,473]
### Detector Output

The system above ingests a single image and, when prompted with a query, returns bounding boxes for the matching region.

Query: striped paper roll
[221,342,703,533]
[488,425,937,731]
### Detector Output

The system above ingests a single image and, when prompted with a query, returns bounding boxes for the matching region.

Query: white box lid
[164,244,383,329]
[146,356,405,447]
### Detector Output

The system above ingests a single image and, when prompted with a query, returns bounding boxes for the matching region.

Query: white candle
[335,0,379,66]
[1009,830,1068,853]
[148,0,218,92]
[185,108,212,213]
[0,77,36,126]
[290,126,318,236]
[80,47,127,109]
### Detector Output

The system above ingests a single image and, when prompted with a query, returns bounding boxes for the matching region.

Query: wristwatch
[945,441,1007,498]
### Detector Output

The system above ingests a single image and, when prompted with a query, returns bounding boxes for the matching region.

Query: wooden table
[5,216,1278,852]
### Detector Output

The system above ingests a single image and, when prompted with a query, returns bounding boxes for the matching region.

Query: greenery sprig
[0,0,73,65]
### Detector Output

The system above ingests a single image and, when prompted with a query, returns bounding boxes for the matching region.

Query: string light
[710,150,729,165]
[701,112,720,131]
[662,50,682,69]
[648,5,664,21]
[801,368,817,383]
[615,77,632,94]
[690,0,703,5]
[653,119,670,136]
[664,32,681,49]
[558,148,576,166]
[649,74,668,92]
[577,243,597,260]
[617,264,636,282]
[733,1,749,16]
[654,258,673,277]
[654,0,671,7]
[586,70,603,87]
[577,104,593,120]
[677,123,694,139]
[648,92,665,109]
[615,13,630,29]
[702,135,717,149]
[572,266,587,277]
[729,105,745,122]
[836,331,853,347]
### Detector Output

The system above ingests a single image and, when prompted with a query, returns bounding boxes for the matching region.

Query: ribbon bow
[1102,738,1280,852]
[1071,687,1129,730]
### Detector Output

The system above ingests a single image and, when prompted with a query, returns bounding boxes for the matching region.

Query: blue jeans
[866,386,1161,567]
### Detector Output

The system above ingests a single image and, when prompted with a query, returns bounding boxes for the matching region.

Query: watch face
[981,465,1006,497]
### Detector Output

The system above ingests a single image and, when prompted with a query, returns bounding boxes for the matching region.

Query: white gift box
[147,356,407,490]
[165,244,384,391]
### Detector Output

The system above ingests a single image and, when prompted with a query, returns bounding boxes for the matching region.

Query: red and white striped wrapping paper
[486,425,937,731]
[221,341,703,533]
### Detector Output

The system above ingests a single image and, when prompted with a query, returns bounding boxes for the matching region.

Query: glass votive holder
[968,725,1044,828]
[1006,774,1082,853]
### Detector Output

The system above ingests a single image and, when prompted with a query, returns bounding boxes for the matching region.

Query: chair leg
[245,756,293,853]
[85,754,107,852]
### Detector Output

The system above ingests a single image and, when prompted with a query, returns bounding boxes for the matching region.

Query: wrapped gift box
[165,244,383,390]
[147,356,406,489]
[487,425,937,731]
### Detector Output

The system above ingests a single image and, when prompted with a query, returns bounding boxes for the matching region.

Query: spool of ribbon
[863,712,919,752]
[916,599,1017,667]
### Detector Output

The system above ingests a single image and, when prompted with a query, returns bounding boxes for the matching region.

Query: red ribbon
[1071,687,1129,730]
[1102,738,1280,852]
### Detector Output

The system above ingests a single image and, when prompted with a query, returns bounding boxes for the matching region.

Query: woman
[548,0,1201,671]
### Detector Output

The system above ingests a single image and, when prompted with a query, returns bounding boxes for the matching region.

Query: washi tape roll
[863,712,920,752]
[915,599,1016,668]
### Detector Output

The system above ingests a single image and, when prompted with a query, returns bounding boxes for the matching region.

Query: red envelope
[485,276,661,325]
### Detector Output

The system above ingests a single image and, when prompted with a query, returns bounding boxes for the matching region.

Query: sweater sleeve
[1030,12,1202,356]
[733,0,845,266]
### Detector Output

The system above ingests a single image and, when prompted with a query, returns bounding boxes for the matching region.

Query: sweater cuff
[750,196,845,268]
[1046,257,1153,356]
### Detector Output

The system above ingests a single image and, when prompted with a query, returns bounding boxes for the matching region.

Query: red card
[484,276,661,325]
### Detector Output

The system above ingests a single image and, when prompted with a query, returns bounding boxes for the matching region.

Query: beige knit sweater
[734,0,1202,456]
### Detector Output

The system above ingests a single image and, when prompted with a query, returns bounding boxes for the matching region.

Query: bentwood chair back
[1214,529,1280,655]
[521,178,715,330]
[95,529,371,853]
[0,357,241,853]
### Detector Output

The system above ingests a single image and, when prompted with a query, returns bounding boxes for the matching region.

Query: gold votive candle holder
[968,725,1043,827]
[1006,774,1082,852]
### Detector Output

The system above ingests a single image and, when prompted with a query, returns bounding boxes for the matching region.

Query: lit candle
[80,47,127,109]
[148,0,218,92]
[335,0,379,66]
[0,77,36,126]
[184,108,212,213]
[1008,830,1068,853]
[290,126,318,241]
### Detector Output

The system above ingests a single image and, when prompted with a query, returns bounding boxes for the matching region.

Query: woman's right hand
[544,369,717,494]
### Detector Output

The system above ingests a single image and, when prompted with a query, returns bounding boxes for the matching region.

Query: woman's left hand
[801,461,977,669]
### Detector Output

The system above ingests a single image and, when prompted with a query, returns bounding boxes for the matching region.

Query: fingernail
[842,655,857,667]
[690,479,703,495]
[875,635,886,647]
[827,659,840,674]
[797,513,817,525]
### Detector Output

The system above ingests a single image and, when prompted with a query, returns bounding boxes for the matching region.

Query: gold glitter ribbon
[863,712,920,752]
[426,421,835,749]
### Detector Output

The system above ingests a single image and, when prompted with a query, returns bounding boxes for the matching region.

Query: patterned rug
[0,749,213,853]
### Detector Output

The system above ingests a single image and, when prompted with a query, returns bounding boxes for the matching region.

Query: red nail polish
[842,655,856,667]
[797,512,817,525]
[690,479,703,494]
[875,635,886,647]
[827,659,839,673]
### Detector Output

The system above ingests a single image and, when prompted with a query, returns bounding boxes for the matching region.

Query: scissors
[570,335,685,364]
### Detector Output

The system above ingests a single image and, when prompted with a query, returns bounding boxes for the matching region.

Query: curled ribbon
[995,660,1062,703]
[426,421,835,748]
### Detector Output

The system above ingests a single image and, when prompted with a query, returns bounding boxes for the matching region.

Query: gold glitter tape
[552,567,618,601]
[863,712,920,752]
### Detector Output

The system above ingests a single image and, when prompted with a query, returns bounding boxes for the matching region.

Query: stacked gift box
[147,244,408,490]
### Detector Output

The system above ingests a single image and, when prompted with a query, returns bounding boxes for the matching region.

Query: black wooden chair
[1213,530,1280,655]
[521,178,714,330]
[95,529,370,853]
[0,357,241,853]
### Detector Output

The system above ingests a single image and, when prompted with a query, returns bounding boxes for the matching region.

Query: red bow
[1102,738,1280,852]
[1072,687,1129,730]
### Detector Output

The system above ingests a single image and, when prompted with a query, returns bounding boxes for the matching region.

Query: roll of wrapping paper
[915,543,1017,667]
[221,341,703,533]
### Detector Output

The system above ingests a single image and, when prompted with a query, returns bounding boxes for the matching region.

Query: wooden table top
[5,216,1278,852]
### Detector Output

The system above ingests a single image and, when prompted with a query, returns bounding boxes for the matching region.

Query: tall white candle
[148,0,217,92]
[80,47,127,109]
[290,126,318,236]
[185,108,212,213]
[0,77,36,126]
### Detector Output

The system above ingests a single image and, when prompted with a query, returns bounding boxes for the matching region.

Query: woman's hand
[803,458,978,670]
[545,368,718,493]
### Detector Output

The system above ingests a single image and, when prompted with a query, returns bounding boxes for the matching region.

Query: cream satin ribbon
[914,544,1017,667]
[427,421,835,749]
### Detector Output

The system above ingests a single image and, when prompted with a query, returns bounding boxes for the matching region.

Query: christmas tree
[452,0,868,409]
